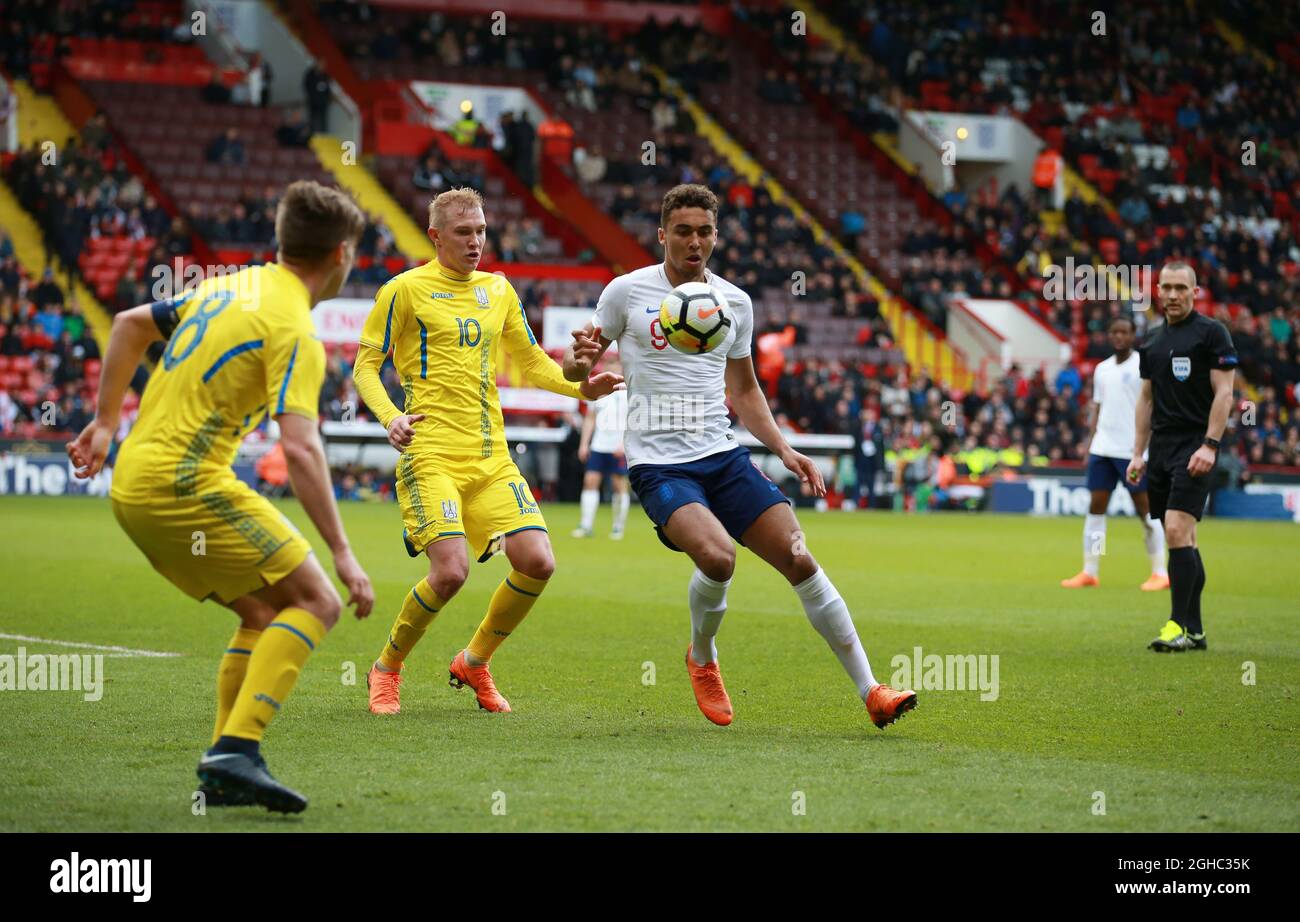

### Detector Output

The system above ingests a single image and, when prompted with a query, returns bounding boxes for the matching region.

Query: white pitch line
[0,633,183,658]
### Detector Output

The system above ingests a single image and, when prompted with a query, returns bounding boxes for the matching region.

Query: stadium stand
[0,246,103,438]
[773,0,1299,468]
[0,0,1294,482]
[317,7,910,373]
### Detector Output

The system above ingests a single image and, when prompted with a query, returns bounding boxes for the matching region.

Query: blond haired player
[355,188,621,714]
[67,181,375,813]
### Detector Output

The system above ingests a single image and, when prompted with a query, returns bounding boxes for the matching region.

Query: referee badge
[473,285,490,307]
[1172,356,1191,381]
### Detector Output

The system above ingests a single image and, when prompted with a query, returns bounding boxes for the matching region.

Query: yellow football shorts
[111,479,313,604]
[396,451,547,562]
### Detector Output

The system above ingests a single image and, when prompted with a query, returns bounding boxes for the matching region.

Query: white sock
[579,489,599,530]
[688,569,729,665]
[1142,516,1167,576]
[612,491,630,532]
[794,568,876,700]
[1083,513,1106,577]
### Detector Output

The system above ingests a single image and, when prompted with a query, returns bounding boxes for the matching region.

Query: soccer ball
[658,282,731,355]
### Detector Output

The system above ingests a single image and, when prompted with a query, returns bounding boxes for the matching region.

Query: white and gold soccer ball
[657,282,731,355]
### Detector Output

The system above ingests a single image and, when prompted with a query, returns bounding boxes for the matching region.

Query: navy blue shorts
[628,447,790,552]
[1086,453,1147,493]
[586,449,628,476]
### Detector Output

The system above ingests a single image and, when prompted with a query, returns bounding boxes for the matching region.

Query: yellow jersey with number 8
[111,263,325,504]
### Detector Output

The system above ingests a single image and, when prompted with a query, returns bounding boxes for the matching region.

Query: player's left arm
[1189,367,1235,476]
[725,355,825,496]
[577,402,596,462]
[67,299,172,478]
[1084,371,1102,453]
[1189,323,1239,476]
[269,329,374,617]
[500,286,622,400]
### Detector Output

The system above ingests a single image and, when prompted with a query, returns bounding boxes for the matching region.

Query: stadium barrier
[0,450,112,497]
[9,435,1292,521]
[989,472,1300,521]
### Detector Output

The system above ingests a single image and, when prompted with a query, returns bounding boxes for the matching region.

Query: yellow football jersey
[355,258,581,461]
[111,263,326,504]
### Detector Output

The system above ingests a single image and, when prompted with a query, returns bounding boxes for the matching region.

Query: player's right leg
[738,500,915,729]
[367,537,467,713]
[367,457,467,714]
[196,595,276,807]
[111,488,335,813]
[1131,490,1169,591]
[573,467,603,537]
[1062,455,1115,587]
[609,472,630,539]
[661,503,736,726]
[199,553,343,814]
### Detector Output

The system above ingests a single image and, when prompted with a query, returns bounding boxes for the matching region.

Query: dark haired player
[562,183,916,730]
[1128,263,1237,652]
[67,181,376,812]
[1061,314,1168,590]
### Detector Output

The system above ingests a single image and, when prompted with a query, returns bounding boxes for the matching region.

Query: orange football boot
[1140,573,1170,591]
[448,650,512,712]
[1060,571,1100,588]
[366,665,401,715]
[685,645,733,726]
[866,683,917,729]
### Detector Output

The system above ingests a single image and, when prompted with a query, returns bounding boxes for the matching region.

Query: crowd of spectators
[6,132,182,269]
[5,1,1292,483]
[0,232,101,438]
[0,0,192,81]
[770,346,1298,510]
[315,4,1297,472]
[760,0,1298,469]
[5,131,196,314]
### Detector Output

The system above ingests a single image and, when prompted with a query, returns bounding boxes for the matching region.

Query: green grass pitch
[1,494,1297,831]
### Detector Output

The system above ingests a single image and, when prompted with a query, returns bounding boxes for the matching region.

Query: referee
[1128,262,1237,652]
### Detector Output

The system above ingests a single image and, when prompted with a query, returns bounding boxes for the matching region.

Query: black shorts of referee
[1146,430,1213,521]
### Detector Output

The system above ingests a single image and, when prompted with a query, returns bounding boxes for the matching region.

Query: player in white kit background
[573,354,631,540]
[1061,315,1169,590]
[562,184,917,731]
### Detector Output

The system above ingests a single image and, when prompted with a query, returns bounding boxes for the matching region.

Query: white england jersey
[591,263,754,467]
[588,390,627,454]
[1090,351,1141,459]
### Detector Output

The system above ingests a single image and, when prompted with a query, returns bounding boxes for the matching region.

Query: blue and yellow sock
[212,626,261,745]
[218,609,327,746]
[377,578,446,672]
[466,570,547,663]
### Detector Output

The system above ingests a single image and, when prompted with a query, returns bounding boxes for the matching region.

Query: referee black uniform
[1138,310,1238,647]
